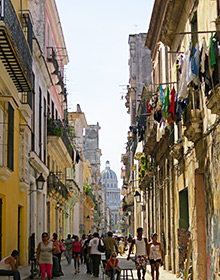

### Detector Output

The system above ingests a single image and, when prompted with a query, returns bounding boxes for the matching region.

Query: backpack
[98,239,105,253]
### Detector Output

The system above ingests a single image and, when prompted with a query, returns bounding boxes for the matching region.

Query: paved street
[20,255,176,280]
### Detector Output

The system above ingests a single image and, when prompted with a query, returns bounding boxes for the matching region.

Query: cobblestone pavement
[21,255,176,280]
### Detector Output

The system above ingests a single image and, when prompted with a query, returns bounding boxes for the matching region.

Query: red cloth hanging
[168,87,176,120]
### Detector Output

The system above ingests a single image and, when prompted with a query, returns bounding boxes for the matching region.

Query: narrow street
[20,255,176,280]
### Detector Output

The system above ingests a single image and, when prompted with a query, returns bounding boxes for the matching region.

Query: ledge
[0,166,12,181]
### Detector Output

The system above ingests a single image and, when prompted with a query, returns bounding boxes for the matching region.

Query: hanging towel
[209,34,216,69]
[162,86,170,120]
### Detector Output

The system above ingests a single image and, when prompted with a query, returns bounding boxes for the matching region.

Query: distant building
[101,161,120,232]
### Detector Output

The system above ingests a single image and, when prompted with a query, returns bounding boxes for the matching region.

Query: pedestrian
[80,234,86,264]
[36,232,54,280]
[0,250,21,280]
[127,233,133,253]
[105,252,121,280]
[148,233,163,280]
[127,227,148,280]
[72,235,81,274]
[64,234,73,265]
[87,232,104,277]
[52,233,64,276]
[103,231,118,261]
[118,238,124,256]
[84,233,93,274]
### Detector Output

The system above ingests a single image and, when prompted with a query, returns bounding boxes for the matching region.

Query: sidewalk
[20,255,177,280]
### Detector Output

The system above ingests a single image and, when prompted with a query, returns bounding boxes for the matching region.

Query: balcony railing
[47,171,68,200]
[47,118,74,160]
[0,0,32,92]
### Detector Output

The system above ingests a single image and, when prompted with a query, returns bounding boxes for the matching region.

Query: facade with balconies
[0,0,33,265]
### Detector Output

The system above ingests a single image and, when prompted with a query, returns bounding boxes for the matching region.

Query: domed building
[101,161,120,231]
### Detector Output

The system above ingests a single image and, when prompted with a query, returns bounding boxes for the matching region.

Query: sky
[56,0,155,187]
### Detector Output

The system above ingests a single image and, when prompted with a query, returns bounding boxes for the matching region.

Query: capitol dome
[101,161,117,181]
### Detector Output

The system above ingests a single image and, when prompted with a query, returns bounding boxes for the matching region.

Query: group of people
[0,228,163,280]
[127,228,163,280]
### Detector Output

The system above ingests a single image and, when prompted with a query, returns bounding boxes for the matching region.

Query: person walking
[80,234,86,264]
[36,232,54,280]
[103,231,118,260]
[0,250,21,280]
[118,238,124,256]
[72,235,81,274]
[64,234,73,265]
[127,227,148,280]
[84,233,93,274]
[52,233,64,276]
[87,232,104,277]
[105,252,121,280]
[148,233,163,280]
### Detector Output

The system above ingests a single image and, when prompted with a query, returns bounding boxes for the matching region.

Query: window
[218,0,220,16]
[44,98,47,164]
[52,101,54,120]
[47,91,50,117]
[0,103,6,167]
[31,72,35,151]
[7,103,14,171]
[39,88,42,160]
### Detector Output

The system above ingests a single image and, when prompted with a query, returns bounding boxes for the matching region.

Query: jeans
[106,268,120,280]
[85,256,92,273]
[90,254,101,277]
[65,248,72,264]
[105,250,112,260]
[0,270,21,280]
[54,253,63,273]
[52,255,59,276]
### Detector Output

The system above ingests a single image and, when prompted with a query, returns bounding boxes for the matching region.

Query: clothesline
[175,30,216,35]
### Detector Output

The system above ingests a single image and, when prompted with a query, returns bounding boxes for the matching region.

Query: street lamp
[36,173,46,190]
[128,209,132,216]
[86,215,90,221]
[134,190,141,203]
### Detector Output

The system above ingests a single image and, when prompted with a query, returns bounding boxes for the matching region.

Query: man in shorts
[127,228,148,280]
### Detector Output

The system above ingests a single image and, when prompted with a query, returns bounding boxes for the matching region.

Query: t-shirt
[105,258,119,271]
[72,241,81,253]
[89,238,104,255]
[64,238,73,250]
[52,240,61,254]
[104,237,117,251]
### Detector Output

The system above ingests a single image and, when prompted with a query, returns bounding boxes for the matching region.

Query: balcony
[0,0,32,92]
[47,47,59,76]
[143,117,157,154]
[183,90,202,143]
[47,118,74,160]
[170,142,183,161]
[138,169,154,191]
[206,84,220,116]
[47,171,68,201]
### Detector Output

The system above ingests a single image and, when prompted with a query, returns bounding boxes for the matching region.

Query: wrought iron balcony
[47,47,59,76]
[47,171,68,200]
[183,90,202,143]
[0,0,32,92]
[47,118,74,160]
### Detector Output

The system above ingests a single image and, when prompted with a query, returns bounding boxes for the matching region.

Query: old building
[121,0,220,279]
[68,105,87,235]
[83,123,103,233]
[101,161,120,232]
[0,0,33,264]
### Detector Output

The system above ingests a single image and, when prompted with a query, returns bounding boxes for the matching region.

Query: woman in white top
[0,250,21,280]
[148,233,163,280]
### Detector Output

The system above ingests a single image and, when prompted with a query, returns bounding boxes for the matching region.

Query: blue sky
[56,0,154,186]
